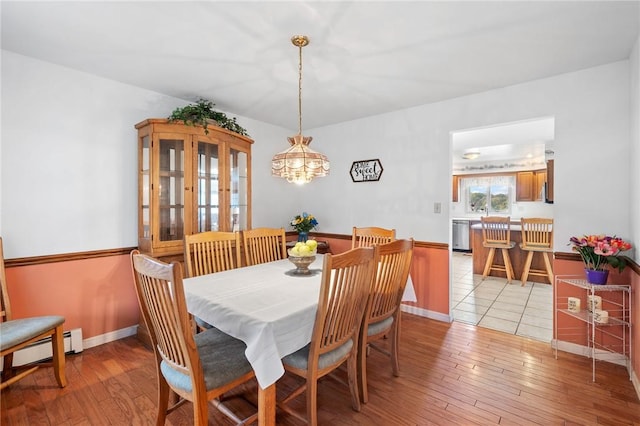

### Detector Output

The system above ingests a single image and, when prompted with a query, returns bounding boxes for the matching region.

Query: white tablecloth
[183,255,417,388]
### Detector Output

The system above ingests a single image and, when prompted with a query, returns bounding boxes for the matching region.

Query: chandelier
[271,35,330,185]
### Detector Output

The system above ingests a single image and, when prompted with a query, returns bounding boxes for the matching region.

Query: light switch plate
[434,202,441,214]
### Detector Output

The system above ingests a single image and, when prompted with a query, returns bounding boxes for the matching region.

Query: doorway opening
[449,117,555,342]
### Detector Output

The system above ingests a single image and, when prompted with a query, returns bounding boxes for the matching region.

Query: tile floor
[451,251,553,342]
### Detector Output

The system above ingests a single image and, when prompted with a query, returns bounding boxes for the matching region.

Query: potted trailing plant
[168,98,249,136]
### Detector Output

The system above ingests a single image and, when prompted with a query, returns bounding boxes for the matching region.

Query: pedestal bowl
[287,253,316,275]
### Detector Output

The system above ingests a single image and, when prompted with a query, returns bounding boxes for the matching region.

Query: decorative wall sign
[350,159,383,182]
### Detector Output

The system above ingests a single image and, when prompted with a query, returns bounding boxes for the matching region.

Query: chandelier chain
[297,41,303,135]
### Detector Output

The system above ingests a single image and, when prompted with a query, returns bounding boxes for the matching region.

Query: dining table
[182,254,417,425]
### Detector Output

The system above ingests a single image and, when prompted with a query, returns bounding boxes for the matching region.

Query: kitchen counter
[470,224,551,283]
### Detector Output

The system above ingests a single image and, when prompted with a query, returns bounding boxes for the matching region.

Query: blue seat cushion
[160,327,252,393]
[367,317,394,336]
[0,316,65,351]
[282,339,353,371]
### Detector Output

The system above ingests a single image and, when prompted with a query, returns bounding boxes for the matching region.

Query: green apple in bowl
[298,245,311,255]
[288,240,318,257]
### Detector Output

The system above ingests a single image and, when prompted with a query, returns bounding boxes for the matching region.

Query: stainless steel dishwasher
[452,220,470,251]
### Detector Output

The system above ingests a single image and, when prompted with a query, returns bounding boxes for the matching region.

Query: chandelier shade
[271,135,330,184]
[271,35,330,185]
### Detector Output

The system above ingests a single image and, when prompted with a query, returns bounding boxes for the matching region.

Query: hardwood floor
[2,314,638,425]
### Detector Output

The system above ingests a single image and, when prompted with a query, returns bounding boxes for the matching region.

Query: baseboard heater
[0,328,83,369]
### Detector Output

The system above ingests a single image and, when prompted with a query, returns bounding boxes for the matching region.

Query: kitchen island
[471,222,552,284]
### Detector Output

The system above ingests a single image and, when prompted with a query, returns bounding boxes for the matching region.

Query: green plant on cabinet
[168,98,249,136]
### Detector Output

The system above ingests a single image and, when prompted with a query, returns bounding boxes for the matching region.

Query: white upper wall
[630,34,640,264]
[304,60,632,253]
[1,46,637,259]
[0,51,293,257]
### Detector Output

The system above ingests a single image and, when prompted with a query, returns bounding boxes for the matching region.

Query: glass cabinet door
[196,141,220,232]
[157,137,185,243]
[229,148,248,231]
[139,135,151,241]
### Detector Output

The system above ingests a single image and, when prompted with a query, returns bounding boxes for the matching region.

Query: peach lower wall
[5,239,450,341]
[5,254,139,339]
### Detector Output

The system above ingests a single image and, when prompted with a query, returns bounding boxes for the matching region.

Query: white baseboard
[82,325,138,350]
[400,303,451,323]
[1,328,83,369]
[553,339,628,366]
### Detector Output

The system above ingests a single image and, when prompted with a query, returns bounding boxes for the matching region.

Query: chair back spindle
[184,231,241,278]
[351,227,396,249]
[242,228,287,266]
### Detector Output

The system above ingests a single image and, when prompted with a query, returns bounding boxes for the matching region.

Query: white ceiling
[1,1,639,132]
[451,116,554,167]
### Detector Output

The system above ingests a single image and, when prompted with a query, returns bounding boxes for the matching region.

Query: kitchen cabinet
[555,276,631,382]
[516,171,535,201]
[135,119,253,260]
[535,170,546,201]
[452,175,460,202]
[546,159,554,203]
[516,169,546,202]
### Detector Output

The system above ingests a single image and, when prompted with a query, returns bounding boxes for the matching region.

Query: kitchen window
[464,175,513,214]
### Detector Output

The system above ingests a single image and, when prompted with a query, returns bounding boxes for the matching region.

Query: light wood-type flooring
[2,314,638,425]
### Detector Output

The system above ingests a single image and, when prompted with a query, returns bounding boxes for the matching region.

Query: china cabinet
[554,275,631,382]
[135,119,253,260]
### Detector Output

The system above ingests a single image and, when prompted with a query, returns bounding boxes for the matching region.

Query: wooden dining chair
[130,250,257,425]
[351,226,396,249]
[242,227,287,266]
[357,238,414,404]
[0,237,67,391]
[480,216,516,283]
[184,231,242,331]
[520,218,554,286]
[184,231,242,278]
[278,247,376,426]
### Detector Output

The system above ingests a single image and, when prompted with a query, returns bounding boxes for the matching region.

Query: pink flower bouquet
[569,234,632,272]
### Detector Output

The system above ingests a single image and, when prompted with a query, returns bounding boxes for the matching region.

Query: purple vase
[585,269,609,285]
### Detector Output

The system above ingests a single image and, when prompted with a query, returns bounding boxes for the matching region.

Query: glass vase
[297,232,308,242]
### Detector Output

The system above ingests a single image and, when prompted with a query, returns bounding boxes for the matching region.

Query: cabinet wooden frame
[136,119,253,258]
[546,159,554,203]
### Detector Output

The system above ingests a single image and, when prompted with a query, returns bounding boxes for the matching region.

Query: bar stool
[519,218,554,286]
[480,216,516,283]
